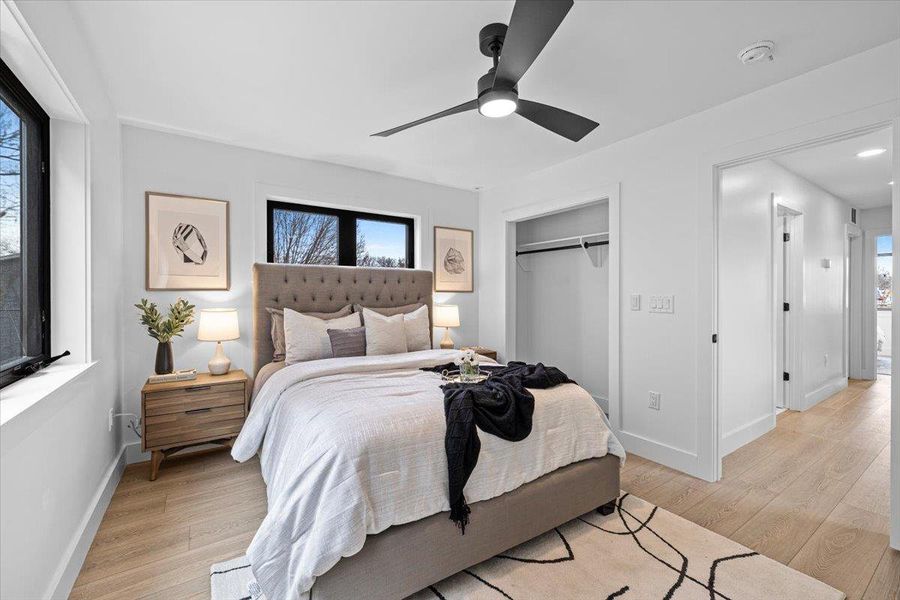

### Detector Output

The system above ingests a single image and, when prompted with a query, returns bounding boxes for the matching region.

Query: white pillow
[363,308,408,356]
[403,305,431,351]
[283,308,361,363]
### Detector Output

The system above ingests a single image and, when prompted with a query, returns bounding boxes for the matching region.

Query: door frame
[697,101,898,485]
[845,222,862,380]
[773,202,803,412]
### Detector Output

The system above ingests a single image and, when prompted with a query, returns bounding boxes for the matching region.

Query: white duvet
[232,349,624,600]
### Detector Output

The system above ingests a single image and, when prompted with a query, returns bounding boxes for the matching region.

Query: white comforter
[232,349,624,600]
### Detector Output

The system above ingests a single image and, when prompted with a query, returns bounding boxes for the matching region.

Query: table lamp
[197,308,240,375]
[433,304,460,350]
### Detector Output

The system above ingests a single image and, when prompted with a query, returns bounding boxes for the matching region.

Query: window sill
[0,361,96,429]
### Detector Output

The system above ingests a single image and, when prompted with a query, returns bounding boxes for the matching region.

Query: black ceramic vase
[155,341,174,375]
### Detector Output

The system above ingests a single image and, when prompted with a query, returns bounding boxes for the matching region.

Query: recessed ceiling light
[856,148,887,158]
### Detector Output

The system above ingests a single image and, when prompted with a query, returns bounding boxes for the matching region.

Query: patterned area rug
[211,494,844,600]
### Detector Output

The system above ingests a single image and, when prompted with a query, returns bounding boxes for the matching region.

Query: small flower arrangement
[454,349,480,381]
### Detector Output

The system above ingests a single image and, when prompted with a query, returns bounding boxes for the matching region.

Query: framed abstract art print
[433,226,473,292]
[145,192,230,290]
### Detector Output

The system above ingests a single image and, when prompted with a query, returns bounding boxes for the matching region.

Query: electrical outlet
[648,391,661,411]
[108,408,114,432]
[630,294,641,311]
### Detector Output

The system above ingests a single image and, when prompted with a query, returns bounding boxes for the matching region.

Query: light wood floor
[72,376,896,599]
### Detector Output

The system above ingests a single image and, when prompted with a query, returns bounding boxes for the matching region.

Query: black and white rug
[211,494,844,600]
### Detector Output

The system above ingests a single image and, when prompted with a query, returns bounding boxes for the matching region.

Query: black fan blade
[493,0,573,89]
[371,100,478,137]
[516,99,598,142]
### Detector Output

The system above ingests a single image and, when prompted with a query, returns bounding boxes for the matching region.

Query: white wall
[718,159,851,454]
[479,41,900,477]
[120,125,478,459]
[515,202,609,407]
[0,1,125,598]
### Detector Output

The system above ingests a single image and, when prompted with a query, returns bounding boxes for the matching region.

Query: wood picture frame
[433,226,474,292]
[145,192,230,290]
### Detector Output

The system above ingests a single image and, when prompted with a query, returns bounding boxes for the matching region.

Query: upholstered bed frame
[250,263,620,599]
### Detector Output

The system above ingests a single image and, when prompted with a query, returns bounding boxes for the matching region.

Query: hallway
[622,376,895,599]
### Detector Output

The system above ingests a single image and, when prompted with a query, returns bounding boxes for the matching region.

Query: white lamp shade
[433,304,460,328]
[197,308,240,341]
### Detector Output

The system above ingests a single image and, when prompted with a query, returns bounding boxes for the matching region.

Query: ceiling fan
[372,0,598,142]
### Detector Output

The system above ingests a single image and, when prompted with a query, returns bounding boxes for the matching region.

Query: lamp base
[439,327,455,350]
[208,341,231,375]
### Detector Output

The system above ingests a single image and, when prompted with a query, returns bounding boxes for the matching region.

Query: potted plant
[135,298,196,374]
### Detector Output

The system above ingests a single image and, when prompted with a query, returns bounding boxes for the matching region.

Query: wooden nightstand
[141,370,250,480]
[461,346,498,361]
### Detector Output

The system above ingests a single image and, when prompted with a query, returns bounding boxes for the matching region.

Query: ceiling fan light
[479,98,517,118]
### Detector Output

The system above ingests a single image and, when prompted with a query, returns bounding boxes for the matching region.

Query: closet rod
[515,240,608,256]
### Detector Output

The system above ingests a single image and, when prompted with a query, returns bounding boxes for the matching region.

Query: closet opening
[511,201,611,412]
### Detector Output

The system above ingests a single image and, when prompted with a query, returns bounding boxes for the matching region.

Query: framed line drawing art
[434,226,474,292]
[145,192,230,290]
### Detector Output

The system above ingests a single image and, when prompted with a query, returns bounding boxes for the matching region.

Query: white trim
[47,444,126,600]
[700,100,900,482]
[801,375,848,411]
[1,0,87,123]
[721,413,775,457]
[844,222,862,380]
[616,430,699,474]
[890,118,899,550]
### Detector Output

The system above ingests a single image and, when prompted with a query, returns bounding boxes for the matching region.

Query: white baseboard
[591,393,609,414]
[802,375,848,411]
[48,444,126,599]
[125,440,150,464]
[615,429,709,480]
[721,413,775,457]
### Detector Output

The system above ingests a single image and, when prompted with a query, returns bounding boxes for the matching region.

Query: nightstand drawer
[145,404,246,446]
[145,382,245,416]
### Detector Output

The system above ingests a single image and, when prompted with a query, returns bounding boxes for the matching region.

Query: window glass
[876,235,892,309]
[356,219,408,268]
[270,208,338,265]
[0,98,22,368]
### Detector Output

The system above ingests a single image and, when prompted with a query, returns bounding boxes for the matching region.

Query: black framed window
[267,201,414,268]
[0,59,50,388]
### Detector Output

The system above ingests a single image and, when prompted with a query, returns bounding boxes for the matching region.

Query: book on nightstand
[147,368,198,384]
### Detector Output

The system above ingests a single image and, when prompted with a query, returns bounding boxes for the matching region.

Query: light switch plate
[630,294,641,311]
[649,295,675,313]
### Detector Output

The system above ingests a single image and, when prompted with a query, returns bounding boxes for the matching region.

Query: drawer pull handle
[185,407,212,415]
[185,385,212,392]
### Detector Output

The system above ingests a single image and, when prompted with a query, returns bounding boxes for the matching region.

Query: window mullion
[337,215,357,266]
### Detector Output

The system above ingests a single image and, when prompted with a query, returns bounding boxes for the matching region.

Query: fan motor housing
[479,23,508,57]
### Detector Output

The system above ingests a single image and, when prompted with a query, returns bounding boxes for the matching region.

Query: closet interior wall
[515,202,610,409]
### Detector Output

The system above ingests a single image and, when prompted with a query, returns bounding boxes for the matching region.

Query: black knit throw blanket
[424,361,574,533]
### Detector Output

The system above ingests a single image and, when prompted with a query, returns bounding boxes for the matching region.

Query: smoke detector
[738,40,775,65]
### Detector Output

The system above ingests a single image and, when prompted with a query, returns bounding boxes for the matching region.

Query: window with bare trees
[1,59,50,388]
[267,201,414,269]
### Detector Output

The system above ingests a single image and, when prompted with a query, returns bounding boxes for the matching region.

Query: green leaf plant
[134,298,196,343]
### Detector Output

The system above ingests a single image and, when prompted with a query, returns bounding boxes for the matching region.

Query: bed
[233,263,623,600]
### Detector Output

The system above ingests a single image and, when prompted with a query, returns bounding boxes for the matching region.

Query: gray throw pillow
[267,305,353,361]
[327,326,367,358]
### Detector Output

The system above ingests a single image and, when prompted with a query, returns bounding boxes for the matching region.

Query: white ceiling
[775,128,894,209]
[69,0,900,190]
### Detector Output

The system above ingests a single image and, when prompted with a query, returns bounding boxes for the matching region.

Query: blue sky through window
[357,219,406,261]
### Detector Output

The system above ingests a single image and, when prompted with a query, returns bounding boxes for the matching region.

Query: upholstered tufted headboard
[251,263,433,375]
